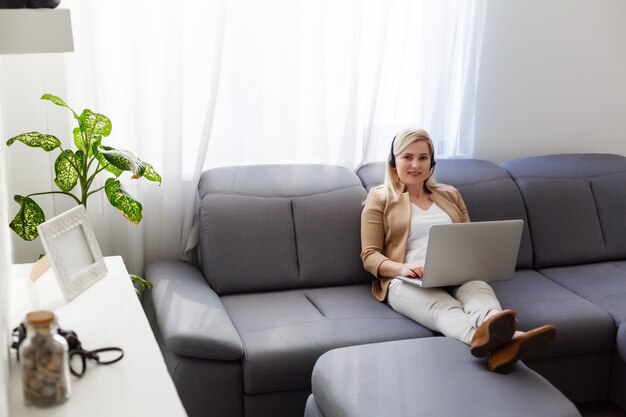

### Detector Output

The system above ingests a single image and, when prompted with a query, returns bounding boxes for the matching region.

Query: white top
[404,202,452,265]
[8,256,188,417]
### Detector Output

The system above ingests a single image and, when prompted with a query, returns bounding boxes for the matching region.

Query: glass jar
[19,310,71,407]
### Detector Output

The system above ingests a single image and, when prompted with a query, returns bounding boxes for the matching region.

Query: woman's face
[395,140,432,187]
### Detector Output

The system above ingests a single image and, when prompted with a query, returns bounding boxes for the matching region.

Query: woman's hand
[400,263,424,279]
[378,260,424,279]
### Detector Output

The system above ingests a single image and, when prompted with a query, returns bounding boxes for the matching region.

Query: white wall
[0,90,11,417]
[1,54,70,263]
[474,0,626,163]
[0,52,69,412]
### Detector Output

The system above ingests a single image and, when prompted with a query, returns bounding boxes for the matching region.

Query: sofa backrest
[501,154,626,269]
[357,159,533,269]
[197,164,371,295]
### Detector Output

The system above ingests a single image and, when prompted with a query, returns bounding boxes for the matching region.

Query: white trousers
[387,280,502,345]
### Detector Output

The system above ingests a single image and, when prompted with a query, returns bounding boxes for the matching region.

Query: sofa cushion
[221,284,433,394]
[502,154,626,268]
[491,269,615,359]
[589,174,626,260]
[198,165,371,295]
[538,261,626,360]
[308,337,581,417]
[357,159,533,268]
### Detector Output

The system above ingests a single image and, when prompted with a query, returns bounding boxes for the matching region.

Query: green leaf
[105,178,143,224]
[91,135,102,148]
[53,150,79,192]
[73,127,84,150]
[94,148,123,177]
[142,163,162,185]
[74,127,102,158]
[40,93,79,119]
[41,93,69,107]
[79,109,112,137]
[89,135,103,158]
[100,147,146,178]
[9,196,45,241]
[93,144,123,177]
[130,274,152,297]
[75,150,86,183]
[6,132,61,151]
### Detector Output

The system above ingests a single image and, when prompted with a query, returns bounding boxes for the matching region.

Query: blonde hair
[381,129,437,201]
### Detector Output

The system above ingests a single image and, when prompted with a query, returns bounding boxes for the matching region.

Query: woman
[361,129,556,373]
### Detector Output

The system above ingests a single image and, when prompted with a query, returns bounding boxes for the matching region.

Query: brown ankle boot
[488,325,557,374]
[470,309,517,358]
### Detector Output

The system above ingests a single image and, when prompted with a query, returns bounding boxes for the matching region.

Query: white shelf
[0,9,73,54]
[8,256,188,417]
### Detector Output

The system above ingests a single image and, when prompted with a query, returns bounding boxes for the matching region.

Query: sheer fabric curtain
[4,0,485,272]
[199,0,425,171]
[183,0,487,255]
[200,0,486,170]
[420,0,487,157]
[60,0,226,272]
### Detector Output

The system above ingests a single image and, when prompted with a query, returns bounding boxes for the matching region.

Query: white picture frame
[37,205,108,302]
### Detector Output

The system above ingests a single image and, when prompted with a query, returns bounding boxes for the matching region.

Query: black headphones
[388,135,398,167]
[388,134,436,170]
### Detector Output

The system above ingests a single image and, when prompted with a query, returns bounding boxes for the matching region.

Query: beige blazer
[360,183,470,301]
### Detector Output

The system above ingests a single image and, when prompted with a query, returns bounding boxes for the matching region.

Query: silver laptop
[396,219,524,288]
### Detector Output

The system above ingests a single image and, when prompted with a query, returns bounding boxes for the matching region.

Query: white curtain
[420,0,486,157]
[2,0,486,273]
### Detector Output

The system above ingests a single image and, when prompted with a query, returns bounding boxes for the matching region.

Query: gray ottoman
[305,337,581,417]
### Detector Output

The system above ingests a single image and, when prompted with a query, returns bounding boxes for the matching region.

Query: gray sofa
[144,153,626,417]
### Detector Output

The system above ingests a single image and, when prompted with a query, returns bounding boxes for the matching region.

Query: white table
[8,256,188,417]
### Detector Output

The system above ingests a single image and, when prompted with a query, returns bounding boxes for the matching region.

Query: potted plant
[5,93,160,294]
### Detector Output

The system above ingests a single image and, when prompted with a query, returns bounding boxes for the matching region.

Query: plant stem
[80,177,89,208]
[86,163,109,190]
[86,154,97,174]
[27,191,82,206]
[86,185,106,198]
[79,123,91,207]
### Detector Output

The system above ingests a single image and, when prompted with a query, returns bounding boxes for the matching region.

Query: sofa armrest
[145,260,243,361]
